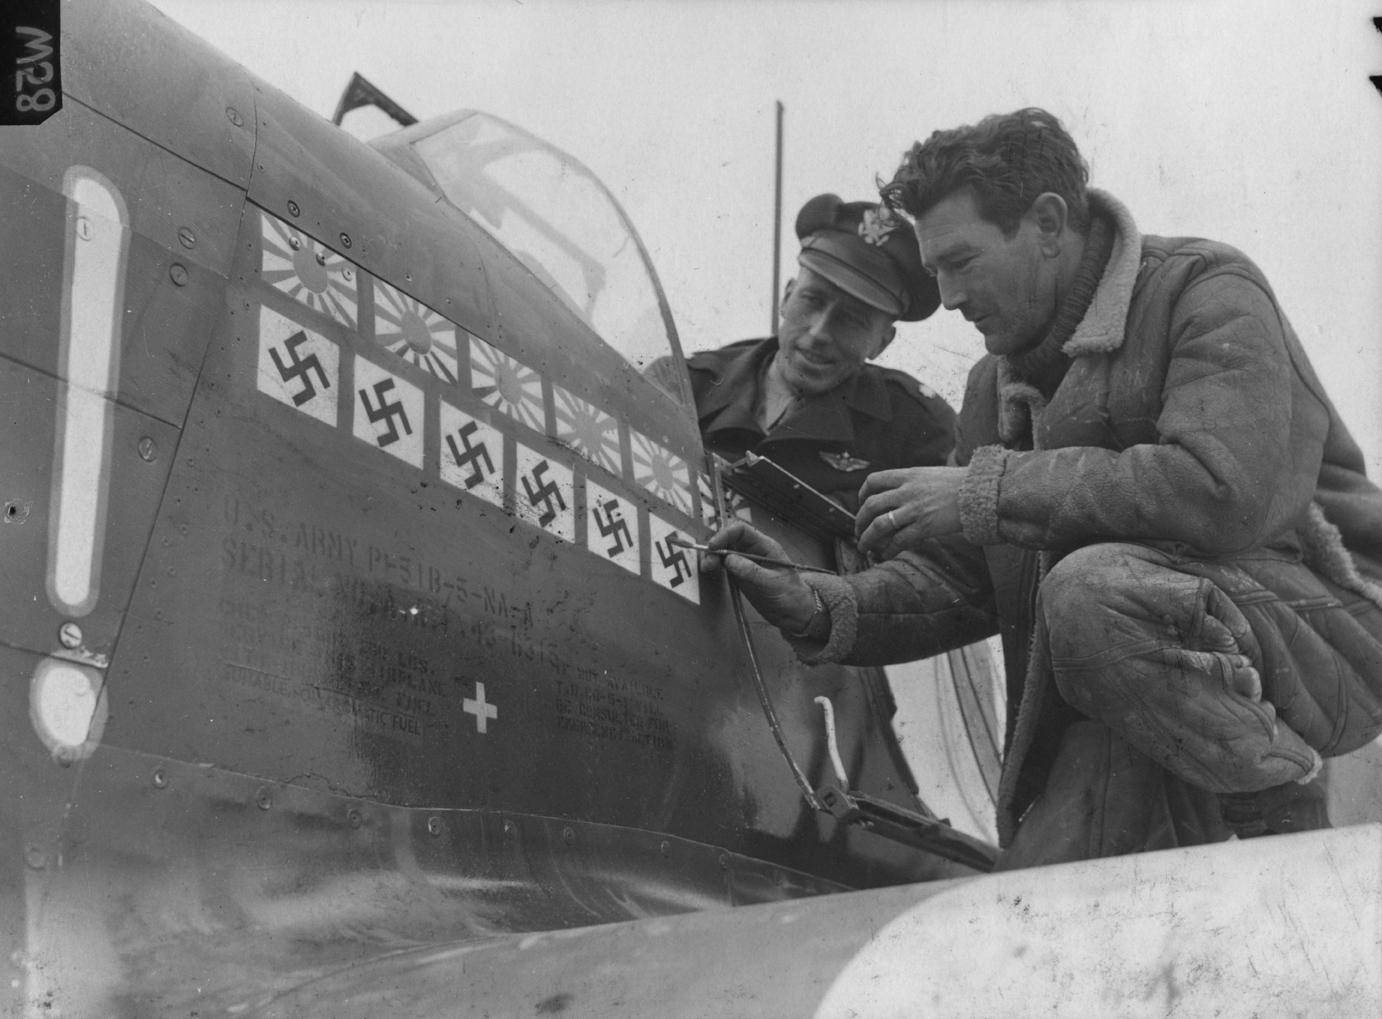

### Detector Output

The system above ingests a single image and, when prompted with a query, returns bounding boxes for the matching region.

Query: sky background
[150,0,1382,470]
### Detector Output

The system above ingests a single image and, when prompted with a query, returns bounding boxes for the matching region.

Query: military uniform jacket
[686,337,956,511]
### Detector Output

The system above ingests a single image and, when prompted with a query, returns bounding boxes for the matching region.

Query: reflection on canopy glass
[415,113,682,399]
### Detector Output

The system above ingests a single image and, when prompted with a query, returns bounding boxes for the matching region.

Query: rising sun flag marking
[470,336,545,431]
[373,279,460,383]
[553,385,622,475]
[260,211,358,328]
[631,431,693,515]
[697,472,720,529]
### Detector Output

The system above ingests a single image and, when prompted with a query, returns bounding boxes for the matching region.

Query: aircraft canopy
[414,113,680,390]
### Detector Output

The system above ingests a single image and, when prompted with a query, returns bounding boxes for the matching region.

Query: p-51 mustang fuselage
[0,1,982,1013]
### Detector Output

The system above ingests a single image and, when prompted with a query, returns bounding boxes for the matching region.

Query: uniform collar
[697,337,895,446]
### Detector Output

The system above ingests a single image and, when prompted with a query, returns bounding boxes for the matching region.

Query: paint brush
[666,536,836,575]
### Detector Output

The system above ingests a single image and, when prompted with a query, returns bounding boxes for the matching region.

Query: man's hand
[856,466,967,558]
[701,521,820,634]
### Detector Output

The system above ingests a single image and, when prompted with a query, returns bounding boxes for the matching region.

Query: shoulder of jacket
[872,365,956,418]
[686,338,766,373]
[1138,235,1267,287]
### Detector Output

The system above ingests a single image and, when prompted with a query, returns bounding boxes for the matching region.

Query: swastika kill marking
[257,306,338,426]
[359,379,412,447]
[353,356,423,467]
[439,402,505,511]
[586,479,640,576]
[515,442,574,542]
[649,512,699,604]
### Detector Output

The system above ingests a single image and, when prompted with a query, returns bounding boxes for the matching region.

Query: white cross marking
[463,682,498,734]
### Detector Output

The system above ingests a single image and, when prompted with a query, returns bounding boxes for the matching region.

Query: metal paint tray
[722,452,857,540]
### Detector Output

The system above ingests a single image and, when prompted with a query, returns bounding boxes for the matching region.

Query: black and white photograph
[1,0,1380,1015]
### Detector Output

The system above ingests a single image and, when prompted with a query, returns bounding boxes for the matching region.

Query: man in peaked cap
[684,194,955,513]
[706,109,1382,868]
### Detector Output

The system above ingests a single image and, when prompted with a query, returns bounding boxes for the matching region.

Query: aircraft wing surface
[242,825,1381,1018]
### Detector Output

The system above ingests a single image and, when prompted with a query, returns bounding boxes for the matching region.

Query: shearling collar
[993,190,1141,446]
[1062,189,1143,358]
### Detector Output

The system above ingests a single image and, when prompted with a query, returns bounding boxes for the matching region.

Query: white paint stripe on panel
[46,167,129,618]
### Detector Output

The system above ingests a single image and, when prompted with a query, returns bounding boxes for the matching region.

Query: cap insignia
[858,206,899,247]
[819,450,872,473]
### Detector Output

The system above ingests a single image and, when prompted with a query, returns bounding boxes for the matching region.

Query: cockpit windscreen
[414,113,681,398]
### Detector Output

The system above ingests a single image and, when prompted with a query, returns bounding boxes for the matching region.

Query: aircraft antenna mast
[331,72,418,128]
[770,101,784,333]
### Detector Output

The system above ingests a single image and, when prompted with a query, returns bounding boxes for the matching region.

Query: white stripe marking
[46,168,129,617]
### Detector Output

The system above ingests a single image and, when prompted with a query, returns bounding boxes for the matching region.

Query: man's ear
[1029,193,1070,255]
[873,323,897,358]
[781,277,796,311]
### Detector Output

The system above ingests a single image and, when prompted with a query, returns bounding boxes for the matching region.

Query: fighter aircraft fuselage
[0,1,974,1013]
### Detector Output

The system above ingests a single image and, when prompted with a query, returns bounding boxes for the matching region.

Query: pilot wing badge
[820,450,872,472]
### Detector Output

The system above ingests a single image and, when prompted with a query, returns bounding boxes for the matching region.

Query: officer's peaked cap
[795,194,940,322]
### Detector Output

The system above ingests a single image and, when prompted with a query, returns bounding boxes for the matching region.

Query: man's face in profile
[776,266,895,395]
[916,189,1056,357]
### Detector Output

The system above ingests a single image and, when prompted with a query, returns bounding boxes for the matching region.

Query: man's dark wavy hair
[881,108,1090,238]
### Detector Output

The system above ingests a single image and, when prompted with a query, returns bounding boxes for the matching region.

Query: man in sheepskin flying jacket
[703,108,1382,869]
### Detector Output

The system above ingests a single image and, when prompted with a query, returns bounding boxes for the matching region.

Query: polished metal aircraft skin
[238,826,1382,1019]
[0,1,976,1014]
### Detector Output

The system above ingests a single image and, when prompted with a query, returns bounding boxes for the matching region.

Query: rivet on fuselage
[152,768,168,789]
[57,623,82,649]
[502,820,516,838]
[256,787,272,810]
[24,847,44,870]
[718,854,728,870]
[137,437,157,462]
[660,840,670,858]
[427,816,443,836]
[347,808,363,829]
[225,107,244,127]
[340,232,352,249]
[562,827,575,845]
[169,264,188,287]
[177,227,195,249]
[287,200,301,218]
